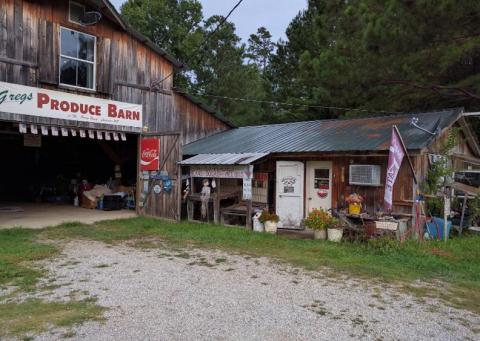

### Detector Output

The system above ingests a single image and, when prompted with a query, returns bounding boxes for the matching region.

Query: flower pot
[328,228,343,242]
[348,203,361,215]
[264,221,277,233]
[313,229,327,240]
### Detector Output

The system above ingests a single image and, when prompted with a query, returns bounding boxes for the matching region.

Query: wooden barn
[180,109,480,230]
[0,0,231,227]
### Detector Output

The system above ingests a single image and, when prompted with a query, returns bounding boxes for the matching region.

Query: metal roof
[179,153,268,165]
[184,109,463,155]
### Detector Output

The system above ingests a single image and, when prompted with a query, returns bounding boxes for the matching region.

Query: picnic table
[220,201,267,228]
[187,191,241,224]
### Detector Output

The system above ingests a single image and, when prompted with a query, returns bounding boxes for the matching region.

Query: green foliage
[258,210,279,223]
[367,236,400,255]
[423,128,459,195]
[426,197,443,217]
[304,208,339,230]
[468,195,480,226]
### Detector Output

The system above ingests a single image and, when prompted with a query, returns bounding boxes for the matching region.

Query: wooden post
[246,199,253,229]
[187,199,194,221]
[459,194,467,236]
[213,178,221,224]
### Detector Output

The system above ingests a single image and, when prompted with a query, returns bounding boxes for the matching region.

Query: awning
[179,153,269,165]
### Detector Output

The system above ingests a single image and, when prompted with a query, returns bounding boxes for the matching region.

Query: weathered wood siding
[0,0,231,220]
[138,134,182,221]
[259,153,417,216]
[173,92,230,145]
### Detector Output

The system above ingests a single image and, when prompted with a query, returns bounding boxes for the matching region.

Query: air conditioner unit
[349,165,381,186]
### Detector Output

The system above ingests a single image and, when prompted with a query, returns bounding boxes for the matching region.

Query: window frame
[69,0,86,26]
[59,26,97,91]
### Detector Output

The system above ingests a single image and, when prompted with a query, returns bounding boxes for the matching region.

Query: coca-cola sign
[140,138,160,171]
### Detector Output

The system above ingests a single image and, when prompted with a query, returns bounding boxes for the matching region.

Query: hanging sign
[140,138,160,171]
[242,165,253,200]
[191,165,250,179]
[24,134,41,147]
[384,126,405,211]
[0,81,142,128]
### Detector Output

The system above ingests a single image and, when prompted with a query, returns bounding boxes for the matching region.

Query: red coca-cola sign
[140,138,160,171]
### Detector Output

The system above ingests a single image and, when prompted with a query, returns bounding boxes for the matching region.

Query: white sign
[0,81,143,128]
[191,165,250,179]
[242,165,253,200]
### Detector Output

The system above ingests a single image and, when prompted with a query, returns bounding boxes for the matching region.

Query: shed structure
[181,109,480,229]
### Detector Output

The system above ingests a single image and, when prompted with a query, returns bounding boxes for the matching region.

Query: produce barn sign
[0,81,142,128]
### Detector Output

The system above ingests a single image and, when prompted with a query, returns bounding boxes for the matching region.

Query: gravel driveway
[32,240,479,340]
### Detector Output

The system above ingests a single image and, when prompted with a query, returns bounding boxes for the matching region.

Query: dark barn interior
[0,122,137,203]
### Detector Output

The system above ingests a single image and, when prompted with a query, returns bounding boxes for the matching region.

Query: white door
[306,161,333,214]
[276,161,304,228]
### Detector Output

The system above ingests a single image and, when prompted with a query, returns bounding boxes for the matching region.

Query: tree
[246,27,275,72]
[270,0,480,122]
[120,0,204,88]
[194,16,267,125]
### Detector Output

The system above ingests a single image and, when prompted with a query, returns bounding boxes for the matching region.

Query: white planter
[313,229,327,240]
[264,221,277,233]
[327,228,343,242]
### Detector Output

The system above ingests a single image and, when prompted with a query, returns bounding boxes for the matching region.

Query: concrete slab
[0,203,137,229]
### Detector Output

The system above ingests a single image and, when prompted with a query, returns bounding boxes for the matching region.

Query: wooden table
[221,201,267,228]
[187,191,241,224]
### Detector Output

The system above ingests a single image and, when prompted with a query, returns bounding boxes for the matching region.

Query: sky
[110,0,307,43]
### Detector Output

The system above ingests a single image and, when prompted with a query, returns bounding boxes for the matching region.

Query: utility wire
[150,0,245,90]
[187,92,404,114]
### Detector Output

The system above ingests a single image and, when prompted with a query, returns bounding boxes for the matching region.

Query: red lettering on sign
[60,101,69,111]
[71,102,79,113]
[108,104,117,117]
[51,99,59,110]
[37,93,50,108]
[133,111,140,120]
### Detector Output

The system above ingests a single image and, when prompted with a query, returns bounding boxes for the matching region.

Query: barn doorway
[0,121,138,228]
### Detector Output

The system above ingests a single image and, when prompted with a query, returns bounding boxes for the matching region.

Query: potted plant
[304,208,331,240]
[259,210,279,233]
[327,215,343,242]
[346,193,364,215]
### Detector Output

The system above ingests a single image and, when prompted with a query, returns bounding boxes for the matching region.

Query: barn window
[59,27,96,90]
[69,1,86,25]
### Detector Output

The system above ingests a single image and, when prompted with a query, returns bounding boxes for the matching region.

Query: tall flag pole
[384,125,417,212]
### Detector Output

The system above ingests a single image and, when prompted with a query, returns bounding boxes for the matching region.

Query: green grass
[0,298,105,338]
[2,217,480,315]
[41,217,480,312]
[0,228,105,338]
[0,228,58,290]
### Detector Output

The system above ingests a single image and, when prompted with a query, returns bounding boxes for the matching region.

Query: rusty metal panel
[184,109,463,155]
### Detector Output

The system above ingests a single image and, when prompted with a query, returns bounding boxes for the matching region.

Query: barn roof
[183,108,465,155]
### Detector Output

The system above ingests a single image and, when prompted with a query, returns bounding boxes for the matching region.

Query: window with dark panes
[60,27,95,90]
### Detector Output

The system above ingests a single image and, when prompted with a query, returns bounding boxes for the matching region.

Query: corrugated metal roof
[179,153,268,165]
[184,109,463,155]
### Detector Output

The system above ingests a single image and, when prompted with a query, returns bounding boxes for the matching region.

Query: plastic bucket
[348,203,361,215]
[426,217,452,240]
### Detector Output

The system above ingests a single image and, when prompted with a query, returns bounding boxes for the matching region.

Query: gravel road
[31,240,479,341]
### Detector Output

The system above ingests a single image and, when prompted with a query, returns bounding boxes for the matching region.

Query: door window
[314,169,330,189]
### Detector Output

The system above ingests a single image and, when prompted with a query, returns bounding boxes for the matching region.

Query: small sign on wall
[140,138,160,171]
[24,134,41,147]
